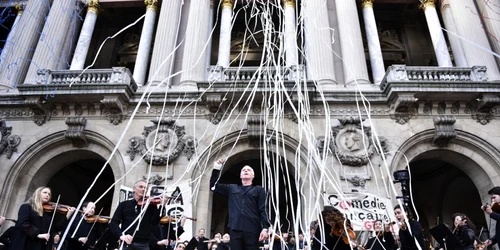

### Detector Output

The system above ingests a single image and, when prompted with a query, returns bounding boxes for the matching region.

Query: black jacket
[489,211,500,247]
[398,220,425,250]
[65,214,97,250]
[210,169,269,234]
[364,232,395,250]
[312,222,351,250]
[453,225,475,250]
[150,223,185,250]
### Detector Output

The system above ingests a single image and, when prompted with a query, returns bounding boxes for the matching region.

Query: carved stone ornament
[433,116,456,148]
[143,174,165,186]
[346,176,367,187]
[100,96,127,125]
[247,116,264,148]
[0,120,21,159]
[64,117,88,148]
[204,94,227,125]
[25,96,53,126]
[331,117,375,167]
[316,136,333,159]
[467,94,500,125]
[126,117,197,165]
[390,94,418,125]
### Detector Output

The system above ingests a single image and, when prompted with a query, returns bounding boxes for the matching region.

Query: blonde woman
[10,186,75,250]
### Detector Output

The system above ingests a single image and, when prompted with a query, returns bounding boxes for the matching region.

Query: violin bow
[84,207,104,245]
[47,195,61,244]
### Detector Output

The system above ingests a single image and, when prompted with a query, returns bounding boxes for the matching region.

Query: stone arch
[391,129,500,206]
[190,129,319,235]
[0,130,126,220]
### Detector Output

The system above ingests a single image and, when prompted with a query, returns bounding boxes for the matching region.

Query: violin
[327,211,356,244]
[137,195,178,206]
[43,202,73,214]
[159,216,197,224]
[85,215,111,224]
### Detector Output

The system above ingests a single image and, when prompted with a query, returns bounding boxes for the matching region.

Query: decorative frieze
[64,117,88,148]
[0,120,21,159]
[433,116,456,147]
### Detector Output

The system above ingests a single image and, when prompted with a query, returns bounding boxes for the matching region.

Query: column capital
[144,0,158,12]
[222,0,234,9]
[360,0,374,9]
[420,0,436,10]
[15,3,24,15]
[87,0,100,15]
[282,0,295,8]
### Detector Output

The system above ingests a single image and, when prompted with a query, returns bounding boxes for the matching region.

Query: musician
[0,226,20,250]
[482,187,500,248]
[9,186,76,250]
[394,205,425,250]
[151,216,187,250]
[364,220,395,250]
[452,213,475,250]
[109,180,161,250]
[195,228,209,250]
[311,206,352,250]
[217,234,230,250]
[210,159,270,250]
[297,233,308,250]
[65,201,97,250]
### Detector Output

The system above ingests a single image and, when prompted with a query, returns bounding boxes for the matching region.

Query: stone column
[475,0,500,67]
[0,4,24,75]
[440,0,467,67]
[70,0,100,70]
[133,0,158,86]
[148,0,183,85]
[449,0,500,80]
[335,0,369,85]
[179,0,211,88]
[421,0,452,67]
[0,1,52,88]
[217,0,233,68]
[283,0,298,67]
[24,0,79,84]
[361,0,385,84]
[303,0,336,87]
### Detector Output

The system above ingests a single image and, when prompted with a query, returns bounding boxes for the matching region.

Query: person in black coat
[0,226,20,250]
[311,206,352,250]
[210,158,270,250]
[394,205,425,250]
[451,213,475,250]
[65,201,98,250]
[109,180,161,250]
[483,187,500,248]
[9,186,76,250]
[363,220,395,250]
[151,216,187,250]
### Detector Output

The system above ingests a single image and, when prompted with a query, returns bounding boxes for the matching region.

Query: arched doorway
[47,157,115,216]
[210,150,299,237]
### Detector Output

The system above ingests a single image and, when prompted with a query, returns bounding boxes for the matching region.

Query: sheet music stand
[429,224,463,250]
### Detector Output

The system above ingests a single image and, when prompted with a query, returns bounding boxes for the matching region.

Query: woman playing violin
[394,205,425,250]
[363,220,395,250]
[452,213,475,250]
[10,186,76,250]
[311,206,352,250]
[65,201,98,250]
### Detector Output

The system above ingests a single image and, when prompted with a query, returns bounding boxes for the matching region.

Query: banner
[326,193,397,231]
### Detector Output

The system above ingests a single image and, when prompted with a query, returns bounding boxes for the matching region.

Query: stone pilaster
[303,0,336,87]
[361,0,385,84]
[179,0,211,88]
[449,0,500,80]
[475,0,500,68]
[0,1,51,88]
[283,0,298,67]
[335,0,369,85]
[217,0,234,68]
[148,0,183,85]
[440,0,467,67]
[133,0,158,86]
[70,0,100,70]
[24,0,80,84]
[420,0,452,67]
[0,4,24,77]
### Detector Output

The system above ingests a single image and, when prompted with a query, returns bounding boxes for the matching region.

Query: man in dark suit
[482,187,500,248]
[210,158,270,250]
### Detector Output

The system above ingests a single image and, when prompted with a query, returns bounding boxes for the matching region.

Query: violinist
[481,187,500,248]
[394,205,425,250]
[363,220,395,250]
[9,186,76,250]
[151,215,186,250]
[109,180,160,250]
[311,206,352,250]
[65,201,97,250]
[451,213,475,250]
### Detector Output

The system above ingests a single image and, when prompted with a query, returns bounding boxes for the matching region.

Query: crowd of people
[0,158,499,250]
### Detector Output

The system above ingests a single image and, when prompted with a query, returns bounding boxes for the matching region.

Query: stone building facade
[0,0,499,241]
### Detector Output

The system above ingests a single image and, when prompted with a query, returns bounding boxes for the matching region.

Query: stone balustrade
[208,65,306,82]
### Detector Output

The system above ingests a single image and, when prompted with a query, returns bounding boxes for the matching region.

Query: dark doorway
[407,158,488,246]
[210,151,299,237]
[47,158,115,216]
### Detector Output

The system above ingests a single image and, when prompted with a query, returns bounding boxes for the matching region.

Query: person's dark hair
[452,213,475,231]
[394,204,409,212]
[488,187,500,196]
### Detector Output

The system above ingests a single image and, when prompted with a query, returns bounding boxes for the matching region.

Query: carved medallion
[126,117,197,165]
[331,117,375,167]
